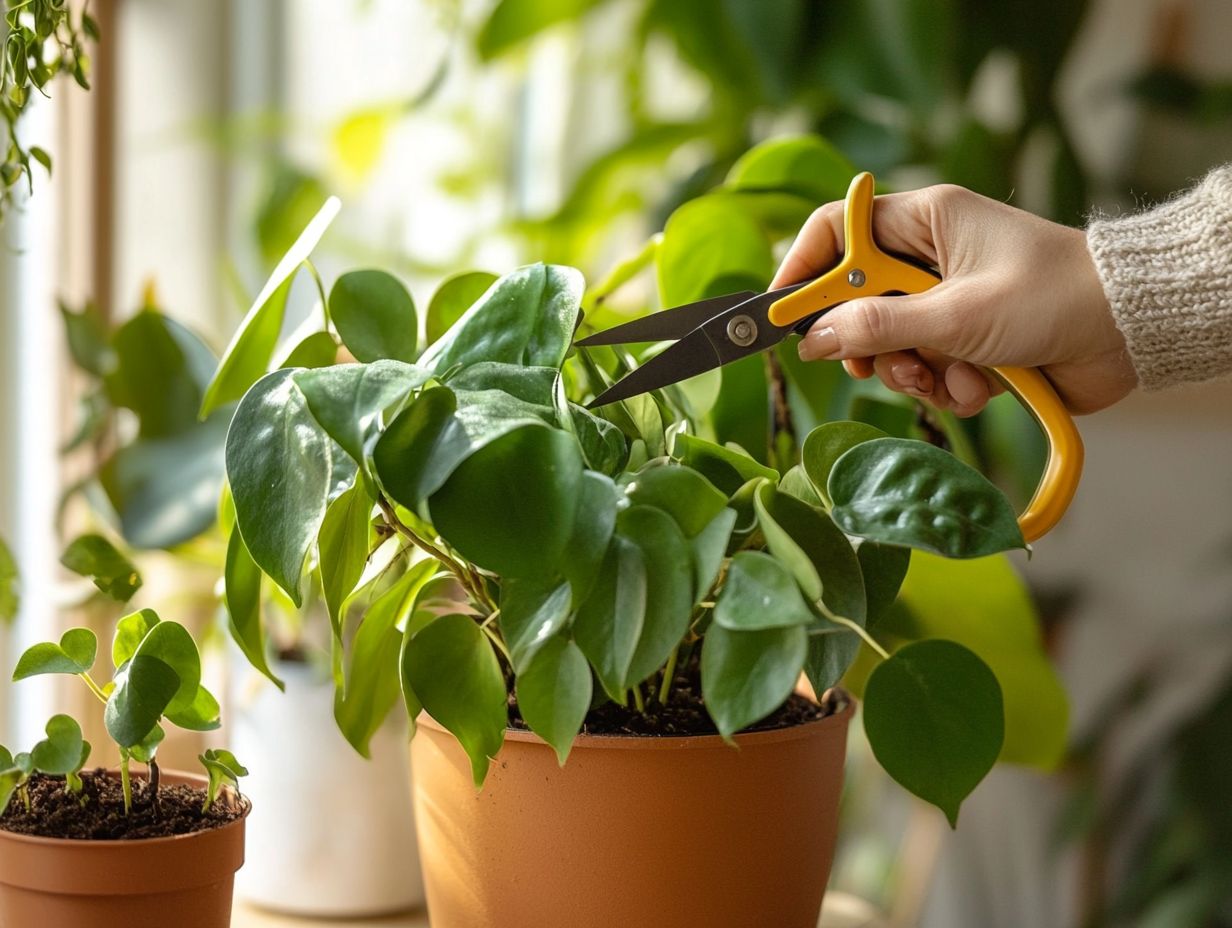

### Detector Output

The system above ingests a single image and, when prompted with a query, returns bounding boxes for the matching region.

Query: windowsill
[233,893,887,927]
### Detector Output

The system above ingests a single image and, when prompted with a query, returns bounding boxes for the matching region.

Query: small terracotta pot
[412,696,854,928]
[0,770,248,928]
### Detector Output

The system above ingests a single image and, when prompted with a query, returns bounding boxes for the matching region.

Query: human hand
[773,184,1137,415]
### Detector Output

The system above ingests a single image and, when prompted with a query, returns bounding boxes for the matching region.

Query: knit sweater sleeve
[1086,165,1232,391]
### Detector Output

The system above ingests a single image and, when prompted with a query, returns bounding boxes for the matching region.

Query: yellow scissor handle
[769,172,1083,542]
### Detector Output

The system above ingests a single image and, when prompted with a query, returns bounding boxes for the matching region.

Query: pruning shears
[577,172,1084,543]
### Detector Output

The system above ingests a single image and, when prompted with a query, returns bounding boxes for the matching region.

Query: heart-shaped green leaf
[30,715,86,775]
[691,508,736,603]
[829,438,1026,558]
[374,387,472,509]
[726,135,854,203]
[164,684,221,732]
[132,621,203,715]
[426,271,498,344]
[13,628,98,680]
[201,196,340,418]
[574,536,646,700]
[515,636,592,765]
[714,551,815,631]
[701,623,807,740]
[621,463,728,537]
[226,369,334,605]
[329,270,418,363]
[223,529,283,690]
[403,613,508,786]
[778,464,823,507]
[60,534,142,603]
[105,654,180,748]
[111,608,160,668]
[295,360,432,465]
[317,479,374,640]
[200,748,249,809]
[619,506,693,685]
[656,194,773,308]
[802,421,888,509]
[499,578,572,672]
[863,639,1004,827]
[560,472,618,603]
[335,559,437,757]
[673,432,779,497]
[430,425,582,579]
[420,263,583,373]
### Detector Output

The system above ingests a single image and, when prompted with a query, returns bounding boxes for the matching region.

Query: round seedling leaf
[828,438,1026,558]
[105,654,181,749]
[12,628,98,680]
[863,639,1005,827]
[29,715,85,776]
[329,269,418,363]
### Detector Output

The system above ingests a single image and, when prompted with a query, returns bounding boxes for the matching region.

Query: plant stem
[79,671,108,704]
[304,259,330,327]
[119,756,132,816]
[19,783,30,813]
[148,760,161,819]
[482,625,512,664]
[631,685,646,714]
[814,599,890,660]
[377,496,487,606]
[658,647,679,705]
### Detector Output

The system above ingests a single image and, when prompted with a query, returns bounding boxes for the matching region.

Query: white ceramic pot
[230,659,424,916]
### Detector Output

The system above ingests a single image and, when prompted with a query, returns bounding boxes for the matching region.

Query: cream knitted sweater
[1086,165,1232,390]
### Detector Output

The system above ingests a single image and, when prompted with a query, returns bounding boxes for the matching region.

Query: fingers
[872,351,933,398]
[944,362,994,417]
[771,189,941,288]
[797,288,958,361]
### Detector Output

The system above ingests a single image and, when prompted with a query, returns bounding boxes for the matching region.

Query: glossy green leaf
[829,438,1026,558]
[30,715,87,775]
[318,480,374,638]
[620,506,693,684]
[426,271,498,345]
[430,425,582,579]
[500,577,572,672]
[419,263,583,374]
[692,507,736,602]
[477,0,604,60]
[516,636,592,765]
[447,362,556,403]
[60,533,142,603]
[329,270,418,364]
[98,412,229,550]
[701,623,807,740]
[278,331,338,369]
[374,387,472,509]
[802,421,888,509]
[568,404,626,475]
[165,684,221,732]
[574,536,646,699]
[403,613,508,786]
[105,654,180,748]
[778,464,823,507]
[13,628,98,680]
[335,560,437,757]
[0,769,21,816]
[561,471,619,602]
[857,542,911,626]
[132,621,203,715]
[295,360,431,466]
[656,194,774,308]
[111,608,160,668]
[891,553,1068,769]
[621,463,727,537]
[200,748,249,810]
[106,310,216,438]
[223,530,283,690]
[864,640,1004,826]
[714,551,814,630]
[754,485,821,602]
[128,724,165,765]
[726,135,854,203]
[202,196,340,417]
[226,370,334,605]
[673,432,778,496]
[1,536,19,624]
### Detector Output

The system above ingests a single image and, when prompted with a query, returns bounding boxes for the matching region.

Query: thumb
[797,289,958,361]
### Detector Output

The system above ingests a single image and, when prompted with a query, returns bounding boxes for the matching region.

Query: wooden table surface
[234,892,887,927]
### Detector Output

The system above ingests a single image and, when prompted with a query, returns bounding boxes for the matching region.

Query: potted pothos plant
[0,607,248,927]
[214,137,1067,928]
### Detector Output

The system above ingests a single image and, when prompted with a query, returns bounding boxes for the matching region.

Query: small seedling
[198,750,249,812]
[0,715,90,814]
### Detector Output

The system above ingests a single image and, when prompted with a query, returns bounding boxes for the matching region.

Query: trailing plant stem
[377,496,490,609]
[814,599,890,660]
[658,647,679,705]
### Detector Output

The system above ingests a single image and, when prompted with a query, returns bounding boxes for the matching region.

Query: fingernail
[798,326,839,361]
[892,361,933,397]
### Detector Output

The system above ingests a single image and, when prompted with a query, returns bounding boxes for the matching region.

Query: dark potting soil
[0,769,246,840]
[508,655,846,738]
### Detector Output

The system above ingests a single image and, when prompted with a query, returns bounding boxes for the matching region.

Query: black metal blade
[576,290,758,346]
[587,334,723,408]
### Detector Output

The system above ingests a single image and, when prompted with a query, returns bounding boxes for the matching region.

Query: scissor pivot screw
[727,314,758,347]
[848,268,866,287]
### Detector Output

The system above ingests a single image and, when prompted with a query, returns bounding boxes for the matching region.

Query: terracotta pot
[0,770,248,928]
[412,696,854,928]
